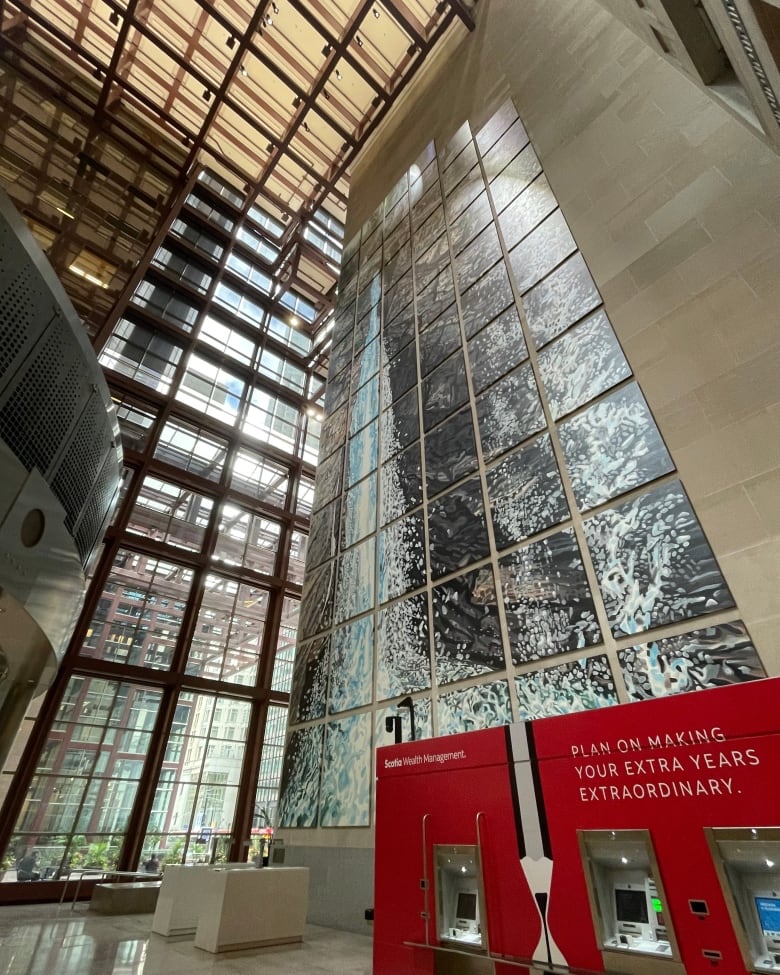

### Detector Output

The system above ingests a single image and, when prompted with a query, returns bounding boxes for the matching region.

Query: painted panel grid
[279,98,755,828]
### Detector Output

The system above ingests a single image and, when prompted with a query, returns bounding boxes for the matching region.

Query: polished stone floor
[0,904,373,975]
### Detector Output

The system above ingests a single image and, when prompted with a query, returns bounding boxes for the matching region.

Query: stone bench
[89,880,161,915]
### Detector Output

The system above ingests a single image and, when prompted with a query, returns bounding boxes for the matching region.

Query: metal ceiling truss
[0,0,470,339]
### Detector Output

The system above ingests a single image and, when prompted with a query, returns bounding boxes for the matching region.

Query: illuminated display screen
[456,891,477,921]
[756,896,780,934]
[615,887,649,924]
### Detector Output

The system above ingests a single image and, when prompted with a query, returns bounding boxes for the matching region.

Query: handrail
[475,810,491,955]
[421,812,432,945]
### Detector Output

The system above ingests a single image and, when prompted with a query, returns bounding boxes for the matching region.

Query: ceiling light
[264,13,273,25]
[303,122,310,132]
[227,34,236,48]
[202,88,211,101]
[322,44,331,56]
[109,9,119,25]
[272,1,279,12]
[335,69,342,80]
[620,856,628,864]
[55,206,75,220]
[266,142,275,152]
[767,859,776,868]
[356,34,364,47]
[240,65,248,76]
[373,6,380,16]
[289,315,300,327]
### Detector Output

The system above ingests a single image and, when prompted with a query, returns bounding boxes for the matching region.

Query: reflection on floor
[0,904,373,975]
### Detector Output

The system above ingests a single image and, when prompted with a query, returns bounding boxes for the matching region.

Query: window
[198,314,257,367]
[229,448,290,507]
[213,503,281,576]
[2,677,163,879]
[169,218,224,261]
[141,691,251,865]
[257,347,306,394]
[154,418,229,482]
[225,251,273,296]
[186,574,269,685]
[176,354,245,426]
[79,550,193,669]
[151,245,213,294]
[279,288,317,323]
[130,280,200,331]
[99,319,184,393]
[236,225,279,263]
[243,388,300,455]
[271,597,298,693]
[127,475,214,552]
[111,392,158,452]
[267,314,312,356]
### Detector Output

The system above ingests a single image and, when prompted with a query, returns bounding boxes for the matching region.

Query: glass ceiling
[0,0,473,336]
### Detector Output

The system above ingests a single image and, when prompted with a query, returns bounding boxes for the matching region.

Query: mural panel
[424,405,479,497]
[432,568,505,685]
[428,475,490,579]
[277,725,323,828]
[537,309,631,420]
[559,382,675,511]
[522,251,602,349]
[584,480,735,638]
[437,680,512,736]
[376,592,432,700]
[289,635,330,723]
[485,434,569,548]
[334,536,376,624]
[514,654,618,720]
[319,713,372,827]
[329,615,374,713]
[475,361,545,463]
[378,510,426,603]
[499,528,602,663]
[618,620,764,701]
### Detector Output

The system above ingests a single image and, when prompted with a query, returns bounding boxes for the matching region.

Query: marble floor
[0,904,373,975]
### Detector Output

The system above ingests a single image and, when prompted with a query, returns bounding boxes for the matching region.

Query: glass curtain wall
[0,169,336,884]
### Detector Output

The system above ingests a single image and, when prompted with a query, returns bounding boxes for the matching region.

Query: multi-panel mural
[277,100,763,828]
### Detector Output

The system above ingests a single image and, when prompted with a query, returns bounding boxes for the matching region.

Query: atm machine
[708,827,780,972]
[579,829,684,974]
[434,846,486,951]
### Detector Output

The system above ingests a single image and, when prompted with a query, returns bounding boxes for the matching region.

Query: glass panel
[186,573,269,685]
[130,280,200,330]
[243,388,299,455]
[111,392,158,452]
[257,347,306,394]
[175,353,245,426]
[229,448,290,507]
[288,530,307,586]
[213,503,281,576]
[99,319,184,393]
[141,691,251,865]
[154,417,229,482]
[3,677,162,881]
[79,549,194,669]
[198,314,257,367]
[295,475,315,516]
[267,314,311,356]
[127,475,213,552]
[247,704,287,862]
[271,597,298,693]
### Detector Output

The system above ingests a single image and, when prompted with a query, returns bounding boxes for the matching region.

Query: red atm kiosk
[374,678,780,975]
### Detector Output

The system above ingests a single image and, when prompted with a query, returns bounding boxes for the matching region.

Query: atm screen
[755,896,780,934]
[615,887,649,924]
[456,891,477,921]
